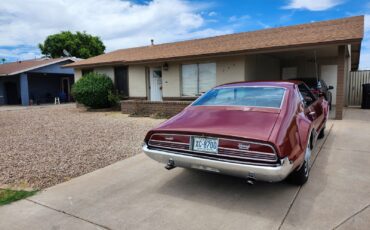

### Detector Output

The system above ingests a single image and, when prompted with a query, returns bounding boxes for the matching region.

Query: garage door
[321,65,337,105]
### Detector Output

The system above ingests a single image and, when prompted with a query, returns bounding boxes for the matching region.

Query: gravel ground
[0,104,164,189]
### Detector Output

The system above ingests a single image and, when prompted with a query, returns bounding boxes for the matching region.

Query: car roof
[216,80,299,89]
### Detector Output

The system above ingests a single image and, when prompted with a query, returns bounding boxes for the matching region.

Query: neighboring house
[0,58,78,106]
[65,16,364,120]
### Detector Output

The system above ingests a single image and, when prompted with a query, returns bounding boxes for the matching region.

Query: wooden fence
[347,71,370,106]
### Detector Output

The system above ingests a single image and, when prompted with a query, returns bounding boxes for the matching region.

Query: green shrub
[107,90,120,107]
[72,72,116,108]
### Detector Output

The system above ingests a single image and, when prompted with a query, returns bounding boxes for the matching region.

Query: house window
[114,66,129,97]
[81,69,93,76]
[181,63,216,96]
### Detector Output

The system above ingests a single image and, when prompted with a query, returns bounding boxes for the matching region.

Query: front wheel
[287,139,311,185]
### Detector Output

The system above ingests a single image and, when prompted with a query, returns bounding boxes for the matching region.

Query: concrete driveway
[1,108,369,230]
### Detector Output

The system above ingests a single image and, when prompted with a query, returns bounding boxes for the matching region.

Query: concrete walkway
[0,109,369,230]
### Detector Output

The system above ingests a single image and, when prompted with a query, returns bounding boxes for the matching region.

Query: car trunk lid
[153,106,280,141]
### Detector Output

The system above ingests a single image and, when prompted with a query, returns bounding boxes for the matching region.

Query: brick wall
[121,100,192,117]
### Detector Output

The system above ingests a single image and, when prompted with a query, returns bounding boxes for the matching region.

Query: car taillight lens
[149,134,190,144]
[218,139,275,154]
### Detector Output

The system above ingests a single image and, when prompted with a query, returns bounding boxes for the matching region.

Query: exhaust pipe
[246,174,256,185]
[165,159,176,170]
[246,178,255,185]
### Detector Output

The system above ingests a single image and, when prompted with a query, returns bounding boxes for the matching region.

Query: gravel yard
[0,104,163,189]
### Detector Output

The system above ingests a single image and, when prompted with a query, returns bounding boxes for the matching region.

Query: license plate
[192,137,219,153]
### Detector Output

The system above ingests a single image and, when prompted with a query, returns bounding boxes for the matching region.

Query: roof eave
[0,58,76,76]
[65,38,363,69]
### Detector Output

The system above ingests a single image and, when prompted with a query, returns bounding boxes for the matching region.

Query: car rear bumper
[143,145,294,182]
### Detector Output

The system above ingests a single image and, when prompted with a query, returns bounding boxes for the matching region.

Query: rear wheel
[287,138,311,185]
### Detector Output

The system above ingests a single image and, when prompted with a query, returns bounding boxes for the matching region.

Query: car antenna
[314,50,319,83]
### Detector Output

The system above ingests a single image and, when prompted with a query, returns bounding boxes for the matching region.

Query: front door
[61,77,70,102]
[4,82,19,105]
[320,65,337,105]
[150,68,162,101]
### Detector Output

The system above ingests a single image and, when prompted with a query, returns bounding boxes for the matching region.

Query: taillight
[149,134,190,144]
[218,139,275,155]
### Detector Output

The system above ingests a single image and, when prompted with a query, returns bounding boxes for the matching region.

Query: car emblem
[238,143,250,150]
[165,136,174,141]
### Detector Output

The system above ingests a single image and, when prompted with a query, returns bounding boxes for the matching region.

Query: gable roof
[65,15,364,69]
[0,57,77,76]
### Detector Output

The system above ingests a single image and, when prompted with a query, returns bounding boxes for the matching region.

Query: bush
[72,72,117,108]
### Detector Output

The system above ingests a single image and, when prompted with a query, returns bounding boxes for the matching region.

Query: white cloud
[0,0,229,59]
[0,46,40,61]
[208,11,217,17]
[283,0,343,11]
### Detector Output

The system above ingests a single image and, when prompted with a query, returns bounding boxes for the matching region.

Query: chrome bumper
[143,145,294,182]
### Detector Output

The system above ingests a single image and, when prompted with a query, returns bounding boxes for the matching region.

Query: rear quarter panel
[269,86,312,168]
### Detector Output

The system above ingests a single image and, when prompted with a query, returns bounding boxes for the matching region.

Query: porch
[123,44,354,119]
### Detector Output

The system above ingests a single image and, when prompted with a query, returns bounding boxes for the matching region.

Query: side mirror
[328,86,334,90]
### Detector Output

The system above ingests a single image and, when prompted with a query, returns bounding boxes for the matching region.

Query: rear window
[192,87,286,108]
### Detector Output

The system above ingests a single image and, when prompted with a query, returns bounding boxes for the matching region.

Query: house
[65,16,364,120]
[0,58,78,106]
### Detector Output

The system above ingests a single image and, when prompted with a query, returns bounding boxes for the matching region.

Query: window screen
[199,63,216,94]
[181,63,216,96]
[181,64,198,96]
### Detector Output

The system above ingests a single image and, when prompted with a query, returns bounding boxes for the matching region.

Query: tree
[39,31,105,59]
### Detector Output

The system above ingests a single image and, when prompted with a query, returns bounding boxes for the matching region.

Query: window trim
[180,62,216,97]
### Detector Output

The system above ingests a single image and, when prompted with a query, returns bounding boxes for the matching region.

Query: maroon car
[143,81,329,185]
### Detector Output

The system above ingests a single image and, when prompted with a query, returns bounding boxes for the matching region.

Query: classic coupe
[143,81,329,185]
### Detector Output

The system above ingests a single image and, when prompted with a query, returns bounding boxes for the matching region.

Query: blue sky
[1,0,370,68]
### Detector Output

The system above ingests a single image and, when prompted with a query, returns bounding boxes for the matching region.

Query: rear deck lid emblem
[238,143,250,150]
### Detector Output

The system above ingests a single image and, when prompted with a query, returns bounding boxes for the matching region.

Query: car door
[298,83,324,131]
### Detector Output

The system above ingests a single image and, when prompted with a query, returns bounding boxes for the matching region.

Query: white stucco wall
[128,65,147,97]
[216,56,246,85]
[245,55,280,81]
[74,69,82,82]
[94,67,115,83]
[162,63,180,97]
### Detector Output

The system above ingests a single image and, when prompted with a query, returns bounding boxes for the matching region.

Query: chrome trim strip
[149,133,278,163]
[149,139,189,146]
[150,133,276,153]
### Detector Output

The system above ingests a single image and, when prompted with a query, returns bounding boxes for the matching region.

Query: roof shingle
[0,58,76,76]
[66,16,364,68]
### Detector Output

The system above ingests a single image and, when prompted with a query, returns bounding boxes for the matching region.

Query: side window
[298,83,316,107]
